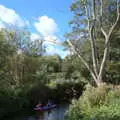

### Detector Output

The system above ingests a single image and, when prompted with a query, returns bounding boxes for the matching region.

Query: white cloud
[45,43,70,58]
[0,4,27,27]
[45,45,56,54]
[34,15,57,36]
[33,15,68,57]
[31,33,41,41]
[25,20,30,26]
[34,16,61,44]
[0,21,5,29]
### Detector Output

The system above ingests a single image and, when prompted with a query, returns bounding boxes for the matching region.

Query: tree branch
[67,39,98,83]
[98,0,120,81]
[100,0,103,17]
[101,27,108,40]
[90,25,99,76]
[89,0,99,76]
[85,2,99,79]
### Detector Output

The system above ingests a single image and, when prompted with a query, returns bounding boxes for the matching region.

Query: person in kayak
[47,100,52,107]
[47,100,53,115]
[35,101,45,108]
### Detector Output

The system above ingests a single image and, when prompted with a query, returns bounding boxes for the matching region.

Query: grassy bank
[66,84,120,120]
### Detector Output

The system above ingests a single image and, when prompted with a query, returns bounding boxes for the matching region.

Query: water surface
[11,104,68,120]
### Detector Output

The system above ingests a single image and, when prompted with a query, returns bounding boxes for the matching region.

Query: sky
[0,0,73,58]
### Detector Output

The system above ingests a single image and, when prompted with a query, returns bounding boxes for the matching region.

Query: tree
[66,0,120,86]
[0,29,46,89]
[0,30,16,88]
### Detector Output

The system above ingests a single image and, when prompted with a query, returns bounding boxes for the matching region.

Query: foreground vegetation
[66,0,120,119]
[66,84,120,120]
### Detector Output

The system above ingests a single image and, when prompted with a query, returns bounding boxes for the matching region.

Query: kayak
[34,104,57,111]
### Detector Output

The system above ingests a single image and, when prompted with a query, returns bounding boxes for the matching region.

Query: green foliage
[54,82,85,102]
[65,0,120,85]
[28,81,85,105]
[0,87,30,119]
[0,28,85,119]
[66,84,120,120]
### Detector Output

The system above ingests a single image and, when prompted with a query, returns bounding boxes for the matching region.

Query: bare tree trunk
[90,25,99,77]
[90,0,99,77]
[85,1,99,78]
[67,0,120,86]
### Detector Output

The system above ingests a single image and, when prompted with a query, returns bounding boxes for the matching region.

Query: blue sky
[0,0,73,57]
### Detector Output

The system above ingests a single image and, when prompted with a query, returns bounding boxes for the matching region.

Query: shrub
[53,82,85,103]
[66,84,120,120]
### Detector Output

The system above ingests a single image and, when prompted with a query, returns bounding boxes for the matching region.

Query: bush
[66,84,120,120]
[0,89,21,119]
[28,83,52,106]
[53,82,85,103]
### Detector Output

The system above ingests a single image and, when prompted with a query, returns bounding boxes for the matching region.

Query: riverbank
[66,84,120,120]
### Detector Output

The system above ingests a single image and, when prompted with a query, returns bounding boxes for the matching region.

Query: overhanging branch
[67,39,98,82]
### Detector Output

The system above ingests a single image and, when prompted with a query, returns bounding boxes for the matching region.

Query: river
[8,104,68,120]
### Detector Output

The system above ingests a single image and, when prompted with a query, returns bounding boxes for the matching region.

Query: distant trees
[0,27,84,92]
[0,29,45,89]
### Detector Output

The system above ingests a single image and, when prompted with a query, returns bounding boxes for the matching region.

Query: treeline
[0,29,85,119]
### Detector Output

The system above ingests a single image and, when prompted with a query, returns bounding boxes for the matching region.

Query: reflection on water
[26,104,68,120]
